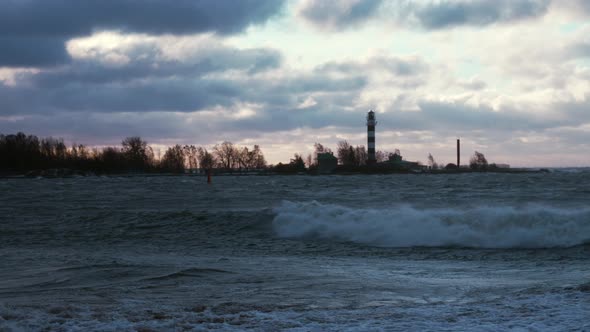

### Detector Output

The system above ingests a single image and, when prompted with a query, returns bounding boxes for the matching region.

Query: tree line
[428,150,495,170]
[273,141,401,173]
[0,132,266,174]
[1,132,498,175]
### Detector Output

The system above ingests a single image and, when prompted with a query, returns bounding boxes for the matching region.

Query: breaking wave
[272,201,590,248]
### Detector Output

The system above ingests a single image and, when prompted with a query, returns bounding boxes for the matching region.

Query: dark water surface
[1,171,589,331]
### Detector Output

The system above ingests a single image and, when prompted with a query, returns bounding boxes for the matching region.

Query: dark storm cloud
[377,98,590,133]
[298,0,383,30]
[371,56,429,76]
[44,79,240,112]
[31,48,282,86]
[566,42,590,59]
[403,0,551,29]
[0,0,285,36]
[2,42,588,147]
[0,61,367,115]
[0,0,286,67]
[198,96,590,137]
[0,111,199,145]
[317,55,429,90]
[408,101,536,130]
[0,39,283,114]
[0,77,238,114]
[557,0,590,15]
[458,78,487,91]
[269,75,367,95]
[0,89,365,143]
[3,92,590,151]
[0,36,71,67]
[317,55,429,77]
[0,49,370,142]
[223,96,587,136]
[298,0,550,31]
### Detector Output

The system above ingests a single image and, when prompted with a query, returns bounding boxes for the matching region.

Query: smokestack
[456,138,460,168]
[367,110,376,165]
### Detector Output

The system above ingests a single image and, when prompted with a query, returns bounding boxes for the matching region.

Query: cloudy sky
[1,0,589,166]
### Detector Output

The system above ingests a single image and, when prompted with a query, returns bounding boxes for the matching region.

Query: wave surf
[272,201,590,248]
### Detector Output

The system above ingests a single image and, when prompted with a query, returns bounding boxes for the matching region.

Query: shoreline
[0,167,552,179]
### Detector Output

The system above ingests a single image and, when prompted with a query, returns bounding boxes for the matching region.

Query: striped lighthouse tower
[367,110,376,165]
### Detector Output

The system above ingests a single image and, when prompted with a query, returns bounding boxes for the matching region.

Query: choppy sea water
[1,170,589,331]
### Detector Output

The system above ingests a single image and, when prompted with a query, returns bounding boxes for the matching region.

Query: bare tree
[336,140,354,165]
[237,146,249,169]
[249,145,266,169]
[183,145,199,170]
[122,136,153,170]
[161,145,185,173]
[427,153,438,169]
[313,142,331,154]
[291,153,306,171]
[337,140,369,166]
[337,140,353,165]
[197,147,216,170]
[470,151,488,170]
[214,141,239,169]
[375,150,388,163]
[305,153,314,168]
[233,145,266,170]
[313,142,332,164]
[40,138,54,159]
[354,146,367,166]
[77,144,89,160]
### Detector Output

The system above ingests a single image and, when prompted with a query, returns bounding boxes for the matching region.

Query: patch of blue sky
[456,60,483,79]
[559,22,580,33]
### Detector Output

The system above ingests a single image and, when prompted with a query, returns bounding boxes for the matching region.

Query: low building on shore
[317,152,338,174]
[381,152,426,171]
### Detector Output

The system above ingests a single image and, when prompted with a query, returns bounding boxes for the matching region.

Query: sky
[0,0,589,167]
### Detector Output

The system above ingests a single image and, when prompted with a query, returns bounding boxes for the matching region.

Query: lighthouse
[367,110,376,165]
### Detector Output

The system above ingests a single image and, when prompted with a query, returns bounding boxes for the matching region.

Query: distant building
[381,152,426,171]
[445,163,458,170]
[388,153,402,163]
[317,152,338,174]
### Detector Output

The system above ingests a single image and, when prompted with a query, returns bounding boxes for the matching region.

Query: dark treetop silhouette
[0,132,267,175]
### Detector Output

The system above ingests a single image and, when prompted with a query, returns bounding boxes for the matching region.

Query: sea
[1,170,589,331]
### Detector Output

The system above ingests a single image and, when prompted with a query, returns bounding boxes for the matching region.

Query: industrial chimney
[367,110,376,165]
[457,138,460,168]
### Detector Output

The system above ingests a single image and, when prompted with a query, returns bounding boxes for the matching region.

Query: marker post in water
[207,169,212,184]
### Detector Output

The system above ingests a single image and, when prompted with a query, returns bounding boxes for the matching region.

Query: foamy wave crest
[272,201,590,248]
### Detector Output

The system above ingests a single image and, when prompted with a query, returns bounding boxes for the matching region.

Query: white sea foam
[2,290,589,331]
[272,201,590,248]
